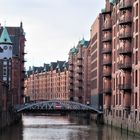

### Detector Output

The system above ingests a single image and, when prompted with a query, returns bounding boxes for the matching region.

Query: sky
[0,0,105,69]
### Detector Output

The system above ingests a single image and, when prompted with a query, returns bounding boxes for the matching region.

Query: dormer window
[9,46,12,50]
[4,38,7,42]
[3,46,8,50]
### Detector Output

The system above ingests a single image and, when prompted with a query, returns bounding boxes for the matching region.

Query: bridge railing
[15,100,103,114]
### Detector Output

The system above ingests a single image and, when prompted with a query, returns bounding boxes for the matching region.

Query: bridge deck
[15,100,103,114]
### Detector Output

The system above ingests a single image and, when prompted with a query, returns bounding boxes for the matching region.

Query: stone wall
[104,114,140,135]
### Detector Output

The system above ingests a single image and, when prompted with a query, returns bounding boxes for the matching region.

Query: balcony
[77,54,82,60]
[102,47,112,54]
[69,85,73,90]
[102,59,112,66]
[69,60,73,65]
[117,62,131,70]
[119,17,132,25]
[22,70,26,73]
[21,86,26,90]
[102,71,111,78]
[101,8,111,15]
[119,33,131,40]
[119,2,132,11]
[76,75,82,81]
[102,36,112,42]
[69,79,73,84]
[69,73,73,78]
[22,59,27,63]
[22,52,27,55]
[102,24,112,31]
[69,66,73,71]
[75,82,83,88]
[118,84,131,91]
[103,88,112,95]
[118,47,131,55]
[76,68,82,73]
[77,61,82,66]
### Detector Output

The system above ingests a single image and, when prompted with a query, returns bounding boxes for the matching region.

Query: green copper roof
[109,0,117,5]
[0,27,12,44]
[79,38,89,47]
[101,8,106,13]
[70,47,78,54]
[79,38,85,45]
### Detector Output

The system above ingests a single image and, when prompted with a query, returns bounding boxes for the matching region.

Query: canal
[0,114,140,140]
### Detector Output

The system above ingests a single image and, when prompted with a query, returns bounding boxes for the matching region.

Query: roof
[26,61,68,76]
[43,63,50,71]
[56,61,66,71]
[0,27,12,44]
[79,38,89,47]
[0,23,25,56]
[70,47,78,55]
[109,0,117,5]
[63,62,68,70]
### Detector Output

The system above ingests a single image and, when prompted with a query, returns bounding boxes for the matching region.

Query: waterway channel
[0,114,140,140]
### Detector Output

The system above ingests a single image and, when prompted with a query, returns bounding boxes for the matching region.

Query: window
[136,51,138,65]
[116,94,118,105]
[119,94,121,105]
[3,68,7,76]
[3,46,8,50]
[135,19,138,33]
[135,93,137,109]
[135,35,138,49]
[135,3,138,17]
[135,70,138,87]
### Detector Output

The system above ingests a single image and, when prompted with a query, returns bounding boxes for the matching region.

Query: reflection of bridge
[15,100,103,114]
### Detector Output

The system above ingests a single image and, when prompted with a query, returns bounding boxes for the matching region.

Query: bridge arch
[15,100,103,114]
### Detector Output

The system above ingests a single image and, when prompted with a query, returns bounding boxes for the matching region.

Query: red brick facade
[68,39,90,104]
[89,15,103,110]
[101,0,140,133]
[24,61,68,101]
[0,23,26,129]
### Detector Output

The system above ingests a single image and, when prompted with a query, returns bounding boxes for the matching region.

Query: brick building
[0,79,8,129]
[89,14,103,110]
[0,23,25,129]
[0,23,26,105]
[68,39,90,104]
[24,61,68,101]
[7,23,26,105]
[101,0,140,133]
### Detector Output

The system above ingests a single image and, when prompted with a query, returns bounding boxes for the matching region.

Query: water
[0,114,140,140]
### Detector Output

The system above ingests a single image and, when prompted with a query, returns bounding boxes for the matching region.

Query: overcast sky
[0,0,105,69]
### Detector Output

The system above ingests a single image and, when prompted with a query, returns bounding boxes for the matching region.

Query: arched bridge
[15,100,103,114]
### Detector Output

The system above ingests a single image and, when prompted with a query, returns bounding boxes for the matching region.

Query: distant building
[0,22,25,129]
[24,61,68,102]
[68,38,90,104]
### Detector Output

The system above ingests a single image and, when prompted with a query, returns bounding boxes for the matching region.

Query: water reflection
[0,114,140,140]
